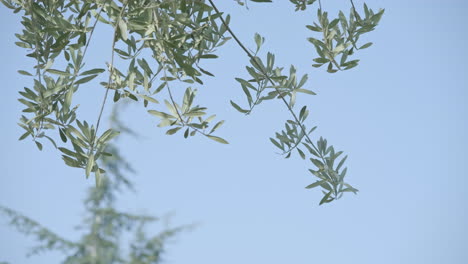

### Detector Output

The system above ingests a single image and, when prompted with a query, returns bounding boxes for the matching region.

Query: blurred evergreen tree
[1,103,186,264]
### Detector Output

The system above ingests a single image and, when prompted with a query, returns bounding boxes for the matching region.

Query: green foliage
[289,0,316,11]
[4,0,230,185]
[226,29,359,202]
[2,0,384,205]
[220,1,382,202]
[307,4,384,72]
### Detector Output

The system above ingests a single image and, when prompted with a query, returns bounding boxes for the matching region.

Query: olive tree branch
[207,0,325,162]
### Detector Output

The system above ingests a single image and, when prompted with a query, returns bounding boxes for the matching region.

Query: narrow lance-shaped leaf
[85,154,94,179]
[206,135,229,144]
[306,180,327,189]
[230,100,248,114]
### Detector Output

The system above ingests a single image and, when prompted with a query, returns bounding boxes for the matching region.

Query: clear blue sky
[1,0,467,263]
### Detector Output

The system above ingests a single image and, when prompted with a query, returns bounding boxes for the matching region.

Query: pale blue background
[1,0,467,263]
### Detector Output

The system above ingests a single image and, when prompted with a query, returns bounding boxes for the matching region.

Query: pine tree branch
[0,206,78,255]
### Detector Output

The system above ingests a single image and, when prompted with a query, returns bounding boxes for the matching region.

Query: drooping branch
[207,0,325,162]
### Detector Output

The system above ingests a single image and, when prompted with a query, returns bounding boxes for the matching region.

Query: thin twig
[349,0,362,23]
[29,0,45,140]
[350,0,357,13]
[94,2,128,150]
[162,66,211,137]
[207,0,325,161]
[163,67,185,123]
[76,0,110,68]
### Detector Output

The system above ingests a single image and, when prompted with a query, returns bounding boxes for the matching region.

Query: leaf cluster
[230,34,315,115]
[224,7,372,203]
[5,0,233,183]
[289,0,316,11]
[307,4,384,72]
